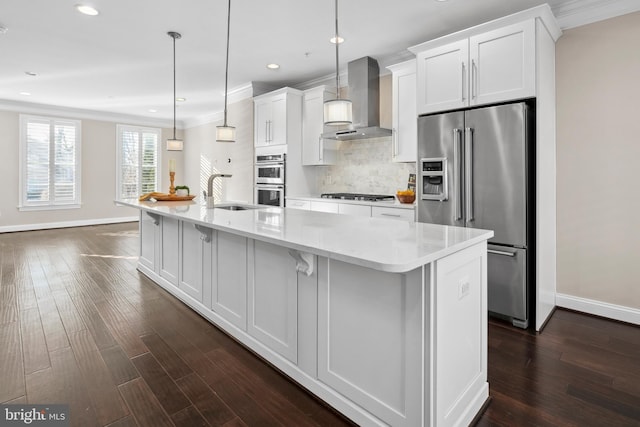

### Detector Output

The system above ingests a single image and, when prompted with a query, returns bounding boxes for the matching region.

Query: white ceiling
[1,0,638,127]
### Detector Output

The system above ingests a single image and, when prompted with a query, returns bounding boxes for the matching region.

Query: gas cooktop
[320,193,395,202]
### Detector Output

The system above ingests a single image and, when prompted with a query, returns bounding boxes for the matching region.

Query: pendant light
[323,0,352,126]
[216,0,236,142]
[166,31,183,151]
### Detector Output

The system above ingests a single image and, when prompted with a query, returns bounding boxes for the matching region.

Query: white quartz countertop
[118,199,493,273]
[287,195,415,210]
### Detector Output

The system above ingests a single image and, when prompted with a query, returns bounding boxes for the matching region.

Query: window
[19,115,82,210]
[116,125,160,199]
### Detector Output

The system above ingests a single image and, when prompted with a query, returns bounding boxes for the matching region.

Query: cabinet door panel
[212,231,247,330]
[393,67,417,162]
[318,260,422,427]
[270,94,287,146]
[248,241,298,363]
[139,211,158,271]
[417,39,468,115]
[160,216,179,286]
[470,20,535,105]
[180,223,207,302]
[254,101,272,147]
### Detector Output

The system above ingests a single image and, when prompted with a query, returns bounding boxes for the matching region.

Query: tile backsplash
[317,136,416,194]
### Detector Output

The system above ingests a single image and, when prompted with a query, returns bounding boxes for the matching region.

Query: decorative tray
[139,192,196,202]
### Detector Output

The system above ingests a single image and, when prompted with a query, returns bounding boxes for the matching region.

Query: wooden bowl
[396,194,416,204]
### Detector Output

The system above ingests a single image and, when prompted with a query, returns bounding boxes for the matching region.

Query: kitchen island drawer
[372,206,415,221]
[286,199,311,210]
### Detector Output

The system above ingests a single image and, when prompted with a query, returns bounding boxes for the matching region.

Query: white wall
[182,98,254,204]
[0,109,176,231]
[556,11,640,311]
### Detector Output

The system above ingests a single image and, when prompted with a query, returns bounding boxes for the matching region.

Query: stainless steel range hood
[322,56,392,141]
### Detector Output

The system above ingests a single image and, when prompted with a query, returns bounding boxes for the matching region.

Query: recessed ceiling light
[176,97,186,102]
[20,92,31,96]
[75,4,99,16]
[330,36,344,44]
[266,63,280,70]
[25,71,38,77]
[435,0,448,2]
[148,109,158,113]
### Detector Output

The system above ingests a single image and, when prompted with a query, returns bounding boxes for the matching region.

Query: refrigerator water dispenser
[420,158,448,201]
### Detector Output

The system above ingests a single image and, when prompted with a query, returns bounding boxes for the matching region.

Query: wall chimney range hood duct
[322,56,392,141]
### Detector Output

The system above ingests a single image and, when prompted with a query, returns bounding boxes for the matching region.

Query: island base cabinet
[160,216,179,286]
[139,211,159,272]
[211,231,247,331]
[179,223,211,304]
[431,243,488,427]
[318,260,423,427]
[248,241,298,364]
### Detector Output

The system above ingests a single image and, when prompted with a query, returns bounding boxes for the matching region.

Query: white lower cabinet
[160,216,180,286]
[179,223,211,304]
[286,199,311,210]
[139,211,159,272]
[248,241,298,363]
[310,200,339,213]
[372,206,415,221]
[338,203,371,217]
[318,259,423,427]
[211,231,247,331]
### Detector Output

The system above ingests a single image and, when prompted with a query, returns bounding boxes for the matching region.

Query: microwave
[255,153,285,185]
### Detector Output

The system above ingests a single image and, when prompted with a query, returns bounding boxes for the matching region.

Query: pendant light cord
[223,0,231,127]
[172,34,177,139]
[334,0,341,100]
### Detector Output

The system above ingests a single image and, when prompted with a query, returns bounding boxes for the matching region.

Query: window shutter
[26,119,51,202]
[21,115,81,209]
[117,125,160,199]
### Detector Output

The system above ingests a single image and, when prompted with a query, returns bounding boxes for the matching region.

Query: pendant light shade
[324,0,352,126]
[323,98,352,126]
[215,125,236,143]
[216,0,235,142]
[167,31,183,151]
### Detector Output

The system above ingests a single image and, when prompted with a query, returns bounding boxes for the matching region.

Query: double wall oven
[255,152,285,207]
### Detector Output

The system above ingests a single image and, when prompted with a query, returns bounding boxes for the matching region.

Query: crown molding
[0,99,177,129]
[552,0,640,29]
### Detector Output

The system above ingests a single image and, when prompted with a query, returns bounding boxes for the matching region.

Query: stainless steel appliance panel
[464,104,528,246]
[417,112,465,227]
[487,245,527,327]
[255,185,285,207]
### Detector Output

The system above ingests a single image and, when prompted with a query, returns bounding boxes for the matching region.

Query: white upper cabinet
[388,59,417,163]
[414,20,535,115]
[470,20,535,106]
[254,88,302,147]
[416,40,469,114]
[302,86,337,165]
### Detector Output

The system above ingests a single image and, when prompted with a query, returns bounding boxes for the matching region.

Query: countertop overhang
[117,199,493,273]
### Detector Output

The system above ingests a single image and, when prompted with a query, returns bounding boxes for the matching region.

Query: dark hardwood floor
[1,223,639,426]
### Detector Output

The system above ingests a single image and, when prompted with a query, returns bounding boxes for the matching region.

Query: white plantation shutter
[20,115,81,209]
[117,125,160,199]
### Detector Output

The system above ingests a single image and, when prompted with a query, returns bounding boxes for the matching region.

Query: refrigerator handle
[465,127,474,223]
[453,128,463,221]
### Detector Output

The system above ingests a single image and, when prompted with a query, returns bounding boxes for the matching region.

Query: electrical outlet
[326,174,332,185]
[458,279,470,300]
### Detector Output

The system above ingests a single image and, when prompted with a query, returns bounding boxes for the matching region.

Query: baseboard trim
[556,293,640,326]
[0,216,138,233]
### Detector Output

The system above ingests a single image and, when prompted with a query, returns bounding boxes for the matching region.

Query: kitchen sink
[215,204,262,211]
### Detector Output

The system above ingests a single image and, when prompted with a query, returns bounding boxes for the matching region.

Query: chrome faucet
[205,174,232,208]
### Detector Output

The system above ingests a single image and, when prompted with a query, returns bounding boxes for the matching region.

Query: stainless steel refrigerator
[417,102,533,328]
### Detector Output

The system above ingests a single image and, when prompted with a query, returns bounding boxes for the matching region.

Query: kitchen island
[117,199,493,427]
